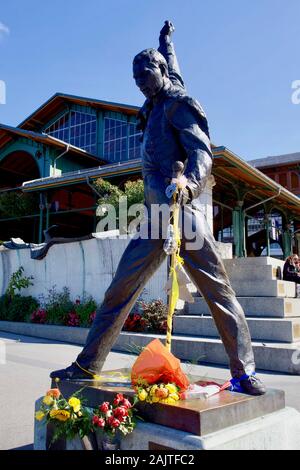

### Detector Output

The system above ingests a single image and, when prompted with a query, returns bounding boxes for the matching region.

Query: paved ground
[1,330,300,450]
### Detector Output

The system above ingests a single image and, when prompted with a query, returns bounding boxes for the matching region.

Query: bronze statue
[51,22,266,395]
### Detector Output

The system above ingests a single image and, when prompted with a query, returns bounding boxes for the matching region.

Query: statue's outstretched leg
[180,206,266,395]
[50,234,166,380]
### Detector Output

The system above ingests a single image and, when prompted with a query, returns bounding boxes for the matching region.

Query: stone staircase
[114,257,300,374]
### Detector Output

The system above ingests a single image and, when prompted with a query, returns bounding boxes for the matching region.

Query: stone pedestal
[33,369,300,450]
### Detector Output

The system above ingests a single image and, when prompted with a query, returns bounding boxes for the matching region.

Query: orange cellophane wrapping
[131,339,189,391]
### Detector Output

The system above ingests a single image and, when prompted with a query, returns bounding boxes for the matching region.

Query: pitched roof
[248,152,300,169]
[18,92,140,132]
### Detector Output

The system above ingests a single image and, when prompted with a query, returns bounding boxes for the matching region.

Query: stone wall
[0,234,168,303]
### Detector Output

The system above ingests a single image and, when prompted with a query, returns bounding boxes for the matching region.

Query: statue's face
[133,59,164,99]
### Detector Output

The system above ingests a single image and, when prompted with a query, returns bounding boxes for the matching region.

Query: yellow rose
[149,385,158,396]
[35,411,45,421]
[166,397,177,405]
[50,409,70,422]
[43,395,54,406]
[165,384,178,395]
[68,397,81,413]
[138,389,148,401]
[160,397,177,405]
[151,395,160,403]
[168,393,180,401]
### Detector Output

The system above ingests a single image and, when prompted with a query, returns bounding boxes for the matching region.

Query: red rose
[92,416,100,426]
[113,406,128,418]
[97,418,105,428]
[107,416,120,428]
[116,393,124,401]
[99,402,110,413]
[122,399,132,409]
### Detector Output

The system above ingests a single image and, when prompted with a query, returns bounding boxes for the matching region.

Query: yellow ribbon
[165,192,184,352]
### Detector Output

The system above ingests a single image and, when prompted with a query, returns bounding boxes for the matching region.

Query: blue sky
[0,0,299,160]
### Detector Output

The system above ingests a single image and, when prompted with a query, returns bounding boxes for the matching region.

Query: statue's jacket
[138,85,213,213]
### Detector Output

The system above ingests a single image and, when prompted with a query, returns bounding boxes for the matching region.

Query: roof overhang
[0,123,103,164]
[21,145,300,219]
[213,146,300,219]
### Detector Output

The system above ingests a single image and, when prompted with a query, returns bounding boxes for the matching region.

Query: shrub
[31,308,47,324]
[141,299,168,333]
[6,266,34,300]
[123,299,168,334]
[123,313,149,332]
[44,286,74,325]
[0,294,38,322]
[74,296,97,327]
[64,311,80,327]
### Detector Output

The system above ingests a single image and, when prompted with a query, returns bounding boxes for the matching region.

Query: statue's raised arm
[158,20,185,90]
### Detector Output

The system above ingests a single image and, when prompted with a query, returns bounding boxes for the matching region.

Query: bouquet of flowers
[35,388,92,442]
[91,393,136,438]
[136,382,180,405]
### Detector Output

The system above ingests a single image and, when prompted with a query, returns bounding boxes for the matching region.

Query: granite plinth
[52,369,285,436]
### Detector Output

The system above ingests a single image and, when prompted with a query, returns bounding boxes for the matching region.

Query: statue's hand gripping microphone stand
[164,161,185,352]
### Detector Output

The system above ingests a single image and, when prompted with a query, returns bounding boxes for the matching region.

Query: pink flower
[65,312,80,327]
[99,402,110,413]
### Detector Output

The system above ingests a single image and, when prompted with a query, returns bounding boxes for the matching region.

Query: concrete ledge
[0,321,89,345]
[2,322,300,374]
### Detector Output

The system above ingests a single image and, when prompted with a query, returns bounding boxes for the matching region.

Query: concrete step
[187,297,300,318]
[223,258,284,283]
[191,280,296,298]
[223,257,285,269]
[173,315,300,343]
[114,332,300,375]
[224,264,280,282]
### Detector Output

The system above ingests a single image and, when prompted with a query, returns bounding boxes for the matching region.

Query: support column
[38,193,45,244]
[233,201,246,257]
[295,233,300,257]
[264,213,271,257]
[282,223,293,259]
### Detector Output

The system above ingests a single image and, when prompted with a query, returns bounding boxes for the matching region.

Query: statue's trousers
[76,205,255,378]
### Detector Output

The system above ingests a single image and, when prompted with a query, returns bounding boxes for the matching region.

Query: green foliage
[124,180,144,207]
[6,266,34,299]
[0,192,37,218]
[0,294,38,322]
[94,178,145,231]
[44,286,74,325]
[74,296,97,327]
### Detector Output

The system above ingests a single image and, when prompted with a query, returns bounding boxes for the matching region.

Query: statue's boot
[239,375,267,396]
[50,362,92,381]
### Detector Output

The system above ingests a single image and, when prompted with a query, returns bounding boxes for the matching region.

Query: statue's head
[133,48,169,100]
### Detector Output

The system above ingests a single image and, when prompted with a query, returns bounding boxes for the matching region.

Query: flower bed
[0,267,168,333]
